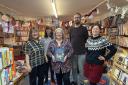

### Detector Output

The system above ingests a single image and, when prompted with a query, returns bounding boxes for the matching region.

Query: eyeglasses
[74,17,80,19]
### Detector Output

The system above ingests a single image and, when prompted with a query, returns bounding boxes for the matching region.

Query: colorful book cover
[55,47,65,62]
[6,48,10,65]
[121,72,128,85]
[1,69,6,85]
[9,67,13,81]
[2,47,11,68]
[117,56,124,65]
[111,80,117,85]
[0,51,3,70]
[118,71,123,80]
[2,48,7,68]
[0,76,1,85]
[124,57,128,69]
[9,50,13,65]
[114,68,120,79]
[5,68,9,84]
[9,48,16,77]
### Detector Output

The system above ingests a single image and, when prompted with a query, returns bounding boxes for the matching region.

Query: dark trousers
[29,64,46,85]
[56,70,70,85]
[44,56,55,82]
[90,82,97,85]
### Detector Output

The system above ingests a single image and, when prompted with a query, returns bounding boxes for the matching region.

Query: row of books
[116,48,128,69]
[16,37,29,42]
[16,26,30,31]
[113,67,128,85]
[0,21,14,33]
[110,48,128,85]
[118,36,128,48]
[117,56,128,70]
[0,47,14,69]
[0,47,16,85]
[15,26,30,43]
[111,80,118,85]
[0,66,14,85]
[118,21,128,36]
[16,31,29,37]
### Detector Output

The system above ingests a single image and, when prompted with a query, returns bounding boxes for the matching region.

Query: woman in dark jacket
[40,26,55,84]
[84,24,117,85]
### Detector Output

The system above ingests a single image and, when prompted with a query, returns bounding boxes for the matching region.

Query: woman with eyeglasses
[48,28,73,85]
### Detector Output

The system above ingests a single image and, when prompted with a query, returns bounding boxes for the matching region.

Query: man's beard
[75,21,80,25]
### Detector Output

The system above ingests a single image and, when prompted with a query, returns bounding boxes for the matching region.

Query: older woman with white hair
[47,28,73,85]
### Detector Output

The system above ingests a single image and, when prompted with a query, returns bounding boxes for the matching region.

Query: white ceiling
[0,0,127,18]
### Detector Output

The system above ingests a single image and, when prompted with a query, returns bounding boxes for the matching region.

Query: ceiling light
[97,8,100,14]
[51,0,58,18]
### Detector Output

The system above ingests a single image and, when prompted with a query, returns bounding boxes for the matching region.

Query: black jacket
[70,25,88,55]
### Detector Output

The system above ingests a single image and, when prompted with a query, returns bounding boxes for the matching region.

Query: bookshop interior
[0,0,128,85]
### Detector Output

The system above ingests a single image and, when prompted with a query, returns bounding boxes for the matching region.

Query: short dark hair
[92,23,101,30]
[75,12,81,18]
[44,26,53,39]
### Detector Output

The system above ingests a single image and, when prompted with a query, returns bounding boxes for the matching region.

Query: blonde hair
[54,28,64,39]
[55,28,63,33]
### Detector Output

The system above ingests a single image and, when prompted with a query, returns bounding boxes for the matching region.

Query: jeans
[71,54,86,85]
[56,70,70,85]
[29,64,46,85]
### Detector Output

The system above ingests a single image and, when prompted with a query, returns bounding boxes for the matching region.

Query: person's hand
[52,55,56,62]
[98,56,105,61]
[21,66,29,74]
[64,56,68,62]
[27,65,32,72]
[45,55,48,63]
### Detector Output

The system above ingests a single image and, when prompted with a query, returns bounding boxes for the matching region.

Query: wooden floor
[17,74,110,85]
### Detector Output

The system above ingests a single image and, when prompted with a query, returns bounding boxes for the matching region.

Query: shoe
[51,81,55,85]
[71,81,77,85]
[83,80,89,85]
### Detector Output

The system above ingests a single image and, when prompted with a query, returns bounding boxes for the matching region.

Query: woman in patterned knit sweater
[84,24,117,85]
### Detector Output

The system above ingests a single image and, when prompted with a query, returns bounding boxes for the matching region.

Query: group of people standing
[23,13,117,85]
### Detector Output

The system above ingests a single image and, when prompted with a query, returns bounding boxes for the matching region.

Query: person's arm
[98,44,117,61]
[25,54,31,72]
[83,27,89,43]
[64,40,73,62]
[65,40,73,58]
[105,44,117,60]
[24,41,32,72]
[47,41,55,61]
[40,38,48,62]
[69,28,72,42]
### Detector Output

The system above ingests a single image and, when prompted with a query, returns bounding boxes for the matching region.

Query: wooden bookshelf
[117,35,128,37]
[108,72,122,85]
[114,63,128,74]
[118,45,128,49]
[13,73,24,85]
[109,47,128,85]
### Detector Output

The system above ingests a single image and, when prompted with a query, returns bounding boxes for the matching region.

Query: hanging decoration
[106,0,128,19]
[85,8,98,17]
[84,8,99,21]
